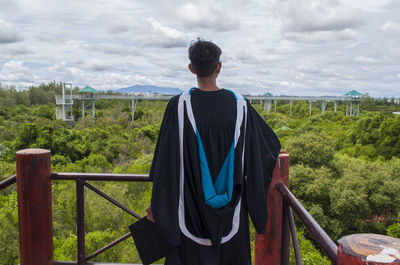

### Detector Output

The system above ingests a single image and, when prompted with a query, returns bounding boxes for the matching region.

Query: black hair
[188,39,222,78]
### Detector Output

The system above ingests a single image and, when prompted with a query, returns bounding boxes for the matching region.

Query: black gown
[150,88,281,265]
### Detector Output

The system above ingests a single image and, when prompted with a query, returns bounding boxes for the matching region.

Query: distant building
[79,85,98,97]
[79,85,97,117]
[344,90,363,98]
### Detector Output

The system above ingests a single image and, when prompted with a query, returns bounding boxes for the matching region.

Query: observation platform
[1,148,399,265]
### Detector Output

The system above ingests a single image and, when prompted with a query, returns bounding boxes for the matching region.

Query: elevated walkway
[55,91,362,122]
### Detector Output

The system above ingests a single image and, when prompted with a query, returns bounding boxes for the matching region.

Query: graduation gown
[150,88,281,265]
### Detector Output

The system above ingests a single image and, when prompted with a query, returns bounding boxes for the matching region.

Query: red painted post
[337,234,400,265]
[16,149,53,265]
[254,153,290,265]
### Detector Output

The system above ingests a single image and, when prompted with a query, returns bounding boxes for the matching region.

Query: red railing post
[16,149,53,265]
[254,153,290,265]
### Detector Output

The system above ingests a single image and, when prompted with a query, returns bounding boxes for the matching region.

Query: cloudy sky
[0,0,399,97]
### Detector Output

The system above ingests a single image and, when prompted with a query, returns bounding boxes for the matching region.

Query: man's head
[188,39,222,78]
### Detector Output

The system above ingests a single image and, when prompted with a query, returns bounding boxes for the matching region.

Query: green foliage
[343,114,400,159]
[289,231,330,265]
[388,223,400,239]
[1,83,400,264]
[285,132,335,168]
[0,192,19,265]
[290,154,400,240]
[32,104,55,120]
[387,212,400,239]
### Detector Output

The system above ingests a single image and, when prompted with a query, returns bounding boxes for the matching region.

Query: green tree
[285,132,335,168]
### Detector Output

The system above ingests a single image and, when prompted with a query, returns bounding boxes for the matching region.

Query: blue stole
[189,88,237,209]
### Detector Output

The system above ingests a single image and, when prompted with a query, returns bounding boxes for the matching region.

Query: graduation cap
[129,217,176,265]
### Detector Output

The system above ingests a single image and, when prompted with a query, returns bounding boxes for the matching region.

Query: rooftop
[79,85,98,93]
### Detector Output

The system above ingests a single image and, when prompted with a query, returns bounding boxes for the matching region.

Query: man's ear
[215,62,222,74]
[188,63,196,74]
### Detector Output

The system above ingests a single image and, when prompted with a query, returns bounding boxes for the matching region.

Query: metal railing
[51,173,151,265]
[2,149,400,265]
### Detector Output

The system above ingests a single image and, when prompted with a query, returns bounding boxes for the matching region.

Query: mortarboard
[129,217,176,265]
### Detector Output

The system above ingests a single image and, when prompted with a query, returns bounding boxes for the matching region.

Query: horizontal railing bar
[0,175,16,190]
[53,260,143,265]
[275,181,338,264]
[82,181,142,219]
[85,232,132,262]
[52,173,151,182]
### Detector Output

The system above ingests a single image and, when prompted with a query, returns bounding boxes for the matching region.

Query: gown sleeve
[149,96,181,246]
[244,100,281,234]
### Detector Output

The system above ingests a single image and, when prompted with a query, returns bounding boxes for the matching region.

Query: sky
[0,0,400,97]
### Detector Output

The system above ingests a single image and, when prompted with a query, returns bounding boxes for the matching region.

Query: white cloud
[0,61,32,83]
[0,46,33,60]
[0,0,399,97]
[0,0,19,12]
[133,18,186,48]
[381,20,400,32]
[97,13,130,34]
[235,49,261,64]
[354,56,379,63]
[84,59,112,72]
[177,3,240,31]
[0,19,23,44]
[275,0,363,33]
[397,74,400,79]
[81,43,139,56]
[295,63,344,79]
[284,29,357,43]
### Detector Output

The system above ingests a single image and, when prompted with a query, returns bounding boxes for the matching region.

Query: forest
[1,82,400,265]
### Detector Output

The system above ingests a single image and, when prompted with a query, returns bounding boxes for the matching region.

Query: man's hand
[146,204,155,223]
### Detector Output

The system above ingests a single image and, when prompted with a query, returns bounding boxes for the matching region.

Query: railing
[1,149,400,265]
[52,173,150,265]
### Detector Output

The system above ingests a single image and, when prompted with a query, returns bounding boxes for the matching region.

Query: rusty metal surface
[82,181,142,220]
[0,174,16,190]
[281,201,290,265]
[52,173,151,182]
[338,234,400,264]
[85,232,132,261]
[76,179,86,264]
[52,173,148,263]
[275,181,338,264]
[16,149,54,265]
[254,154,290,265]
[287,205,303,265]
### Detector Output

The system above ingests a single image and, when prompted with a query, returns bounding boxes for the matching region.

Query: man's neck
[196,76,220,91]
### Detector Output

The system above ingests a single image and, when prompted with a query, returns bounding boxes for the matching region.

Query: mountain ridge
[114,85,182,95]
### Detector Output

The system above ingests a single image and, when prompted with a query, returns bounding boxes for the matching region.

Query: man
[147,39,280,265]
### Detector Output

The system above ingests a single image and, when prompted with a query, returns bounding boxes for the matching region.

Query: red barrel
[338,233,400,265]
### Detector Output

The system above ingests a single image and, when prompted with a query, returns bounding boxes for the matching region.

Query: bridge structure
[55,84,362,122]
[1,148,399,265]
[245,95,361,117]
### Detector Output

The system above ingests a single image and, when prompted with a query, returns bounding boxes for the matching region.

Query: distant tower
[264,92,273,114]
[55,83,74,122]
[79,85,98,118]
[344,90,363,117]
